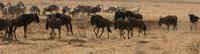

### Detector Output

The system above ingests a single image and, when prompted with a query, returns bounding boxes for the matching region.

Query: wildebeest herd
[0,1,199,42]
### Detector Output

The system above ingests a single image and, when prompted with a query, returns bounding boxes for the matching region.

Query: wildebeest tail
[107,26,112,33]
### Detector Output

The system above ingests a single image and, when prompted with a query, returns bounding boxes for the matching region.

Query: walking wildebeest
[188,14,199,31]
[53,13,73,35]
[114,18,132,39]
[46,14,62,40]
[127,17,147,37]
[9,13,40,39]
[29,6,40,15]
[90,14,112,38]
[0,18,12,42]
[159,15,178,33]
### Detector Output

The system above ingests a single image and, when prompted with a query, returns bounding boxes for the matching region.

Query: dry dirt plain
[1,0,200,54]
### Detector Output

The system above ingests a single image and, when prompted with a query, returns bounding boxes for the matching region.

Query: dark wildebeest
[29,6,40,15]
[90,14,112,38]
[42,5,59,15]
[188,14,199,31]
[127,17,147,37]
[0,18,12,42]
[9,13,40,39]
[53,13,73,35]
[114,18,132,39]
[159,15,178,33]
[45,14,62,40]
[62,6,70,14]
[114,11,143,21]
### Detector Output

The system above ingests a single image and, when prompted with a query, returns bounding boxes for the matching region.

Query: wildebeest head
[159,17,164,26]
[45,14,54,30]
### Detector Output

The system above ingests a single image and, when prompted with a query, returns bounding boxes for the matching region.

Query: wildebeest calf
[159,15,178,33]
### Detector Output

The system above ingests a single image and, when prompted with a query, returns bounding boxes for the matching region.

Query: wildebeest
[0,18,12,42]
[62,6,70,14]
[53,13,73,35]
[114,18,132,39]
[9,13,40,39]
[45,14,62,40]
[42,5,59,15]
[188,14,199,31]
[127,17,147,37]
[90,14,112,38]
[159,15,178,33]
[29,6,40,15]
[114,11,143,21]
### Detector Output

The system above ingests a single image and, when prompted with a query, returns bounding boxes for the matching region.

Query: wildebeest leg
[65,24,69,35]
[96,28,100,38]
[58,28,61,39]
[13,26,18,39]
[69,23,73,35]
[138,28,141,37]
[131,29,133,37]
[98,28,104,38]
[189,23,193,31]
[24,25,27,38]
[143,29,147,37]
[167,25,169,33]
[93,27,97,36]
[194,22,198,29]
[127,29,130,39]
[2,29,9,42]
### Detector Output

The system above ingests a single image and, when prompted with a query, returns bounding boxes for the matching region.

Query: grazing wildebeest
[53,13,73,35]
[0,18,12,42]
[29,6,40,15]
[9,13,40,39]
[114,18,132,39]
[159,15,178,33]
[62,6,70,14]
[188,14,199,31]
[90,14,112,38]
[42,5,59,15]
[132,5,140,12]
[127,17,147,37]
[45,14,62,40]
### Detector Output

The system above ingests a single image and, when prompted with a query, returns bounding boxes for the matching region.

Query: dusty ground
[1,0,200,54]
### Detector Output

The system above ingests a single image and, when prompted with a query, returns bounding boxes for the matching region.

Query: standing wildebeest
[62,6,70,14]
[29,6,40,15]
[159,15,178,33]
[9,13,40,39]
[188,14,199,31]
[127,17,147,37]
[42,5,59,15]
[46,14,62,40]
[0,18,12,42]
[53,13,73,35]
[90,14,112,38]
[114,18,132,39]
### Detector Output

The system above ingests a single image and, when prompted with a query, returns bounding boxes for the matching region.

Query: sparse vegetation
[187,42,200,54]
